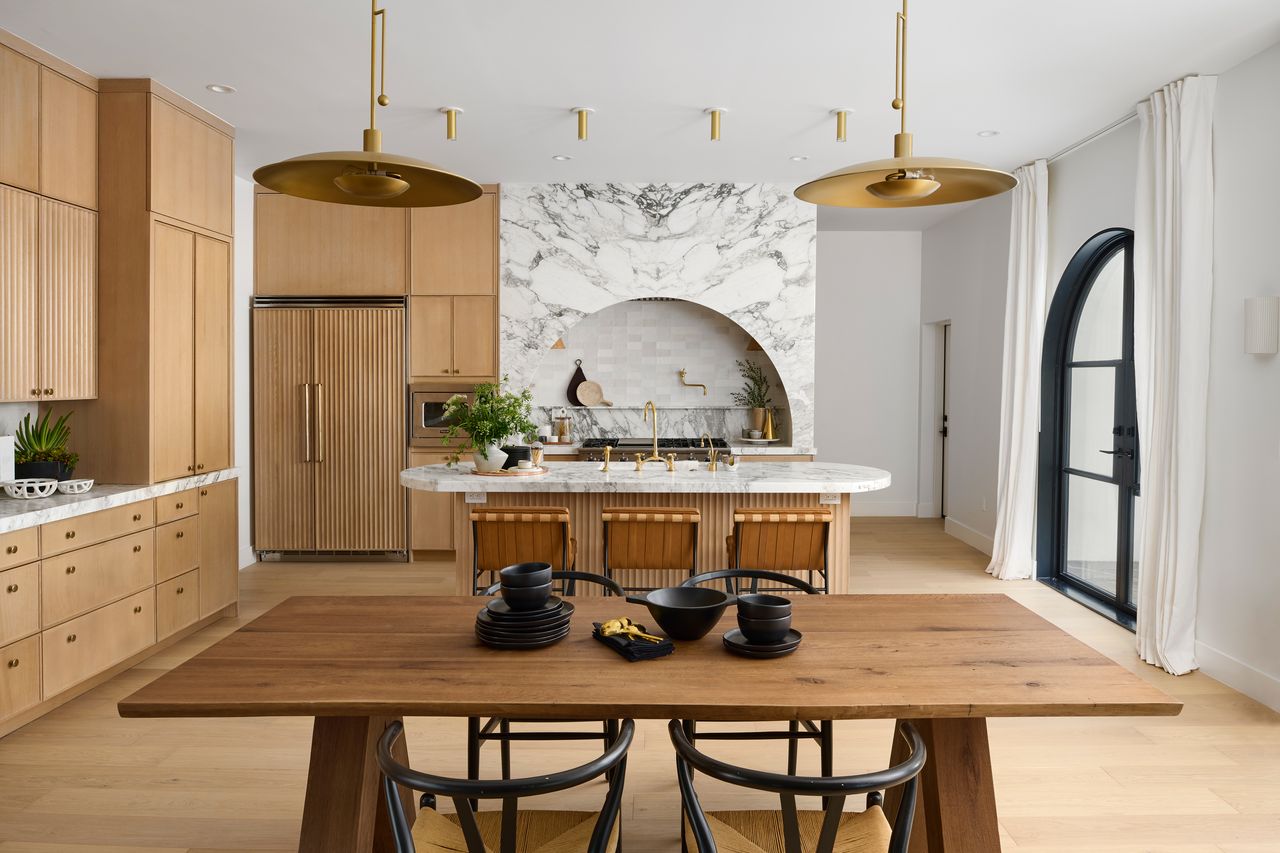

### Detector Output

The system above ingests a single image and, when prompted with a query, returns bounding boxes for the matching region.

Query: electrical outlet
[820,493,841,505]
[464,491,487,504]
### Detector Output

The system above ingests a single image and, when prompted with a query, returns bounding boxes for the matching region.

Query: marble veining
[535,405,799,447]
[401,461,886,495]
[501,184,816,451]
[0,469,240,533]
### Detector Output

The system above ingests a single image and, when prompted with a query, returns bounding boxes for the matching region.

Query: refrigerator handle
[315,383,325,463]
[302,383,313,463]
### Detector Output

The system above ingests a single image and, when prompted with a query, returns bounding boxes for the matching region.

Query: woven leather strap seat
[602,506,700,592]
[470,506,575,593]
[726,506,832,593]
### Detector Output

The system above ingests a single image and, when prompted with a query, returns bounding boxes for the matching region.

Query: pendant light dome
[253,1,481,208]
[795,0,1016,209]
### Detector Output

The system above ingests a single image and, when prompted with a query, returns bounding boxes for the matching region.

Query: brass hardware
[200,489,208,497]
[600,618,663,644]
[30,388,39,397]
[66,633,77,643]
[197,463,205,471]
[4,545,15,554]
[724,452,736,468]
[699,433,713,448]
[303,383,313,463]
[43,387,53,395]
[633,453,644,472]
[794,0,1015,208]
[665,453,677,472]
[764,409,776,441]
[572,107,595,141]
[600,444,611,473]
[133,545,142,553]
[187,465,195,472]
[6,583,17,593]
[634,402,666,470]
[65,565,76,574]
[65,531,75,540]
[315,383,325,462]
[678,369,708,396]
[176,502,184,510]
[440,106,462,141]
[251,0,481,207]
[177,587,185,594]
[705,107,727,141]
[706,448,721,472]
[832,108,851,142]
[6,659,17,668]
[134,606,142,613]
[452,368,460,374]
[176,531,185,539]
[133,513,142,522]
[441,369,449,373]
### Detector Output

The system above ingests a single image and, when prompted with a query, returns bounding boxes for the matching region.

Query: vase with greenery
[14,410,79,481]
[730,359,773,433]
[441,377,537,471]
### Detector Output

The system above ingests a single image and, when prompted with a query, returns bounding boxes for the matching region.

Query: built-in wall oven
[410,383,473,447]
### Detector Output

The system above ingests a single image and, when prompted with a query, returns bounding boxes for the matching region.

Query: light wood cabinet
[0,44,39,191]
[152,222,197,481]
[254,190,408,296]
[156,488,199,525]
[197,479,238,617]
[0,635,41,721]
[409,295,496,381]
[149,95,232,236]
[156,569,199,640]
[409,450,454,552]
[40,529,153,626]
[40,501,155,558]
[0,562,40,646]
[195,235,232,473]
[41,587,155,697]
[0,185,40,401]
[38,67,96,210]
[38,198,96,399]
[0,528,39,572]
[410,191,497,295]
[154,517,198,583]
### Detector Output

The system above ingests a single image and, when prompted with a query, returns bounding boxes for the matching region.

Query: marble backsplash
[535,405,790,444]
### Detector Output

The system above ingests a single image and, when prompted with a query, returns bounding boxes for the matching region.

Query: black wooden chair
[681,569,830,778]
[378,718,635,853]
[670,719,926,853]
[471,571,626,782]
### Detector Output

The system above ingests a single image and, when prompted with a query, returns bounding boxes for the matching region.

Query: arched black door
[1037,228,1139,627]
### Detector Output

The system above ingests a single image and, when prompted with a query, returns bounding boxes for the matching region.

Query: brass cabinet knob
[30,388,39,397]
[133,606,143,613]
[177,586,185,594]
[133,513,142,522]
[176,502,184,510]
[200,489,208,497]
[65,565,76,574]
[133,545,142,553]
[4,545,15,554]
[452,368,461,374]
[176,531,184,539]
[441,368,449,373]
[5,584,17,593]
[66,633,77,643]
[65,531,76,539]
[187,465,195,472]
[6,659,17,668]
[43,388,53,395]
[197,463,205,471]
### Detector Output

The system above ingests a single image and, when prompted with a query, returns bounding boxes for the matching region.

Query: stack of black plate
[475,597,575,649]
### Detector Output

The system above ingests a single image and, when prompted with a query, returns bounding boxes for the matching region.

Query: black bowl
[627,587,736,641]
[499,562,553,588]
[501,581,553,612]
[736,593,792,620]
[737,613,792,645]
[500,446,533,470]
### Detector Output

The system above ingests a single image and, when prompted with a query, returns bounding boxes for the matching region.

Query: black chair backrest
[379,718,635,853]
[669,720,925,853]
[482,570,625,598]
[682,568,820,596]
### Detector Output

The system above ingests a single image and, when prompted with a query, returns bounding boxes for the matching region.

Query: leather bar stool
[601,506,701,593]
[469,506,575,595]
[726,506,833,594]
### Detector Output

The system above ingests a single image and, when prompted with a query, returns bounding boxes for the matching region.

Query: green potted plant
[442,377,536,472]
[14,410,80,481]
[730,359,773,433]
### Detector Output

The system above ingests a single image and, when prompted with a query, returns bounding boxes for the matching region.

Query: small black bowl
[737,613,792,645]
[736,593,792,620]
[501,581,553,612]
[499,562,552,588]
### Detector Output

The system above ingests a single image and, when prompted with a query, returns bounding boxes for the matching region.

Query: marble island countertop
[0,469,240,533]
[401,460,888,495]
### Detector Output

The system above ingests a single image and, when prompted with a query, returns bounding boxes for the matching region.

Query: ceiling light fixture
[705,107,728,142]
[252,0,480,207]
[552,154,573,161]
[440,107,463,141]
[790,155,810,162]
[796,0,1016,208]
[830,108,853,142]
[572,107,595,141]
[977,129,1000,138]
[205,84,236,94]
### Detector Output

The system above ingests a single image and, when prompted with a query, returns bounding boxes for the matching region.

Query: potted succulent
[442,377,536,472]
[730,359,773,433]
[14,410,79,481]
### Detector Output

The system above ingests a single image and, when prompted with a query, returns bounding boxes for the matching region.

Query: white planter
[472,443,508,473]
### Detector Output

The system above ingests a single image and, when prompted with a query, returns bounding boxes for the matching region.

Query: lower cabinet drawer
[157,569,200,640]
[156,488,199,525]
[0,528,39,571]
[1,635,42,721]
[41,530,155,627]
[0,562,40,646]
[42,588,156,698]
[41,501,156,558]
[155,517,198,582]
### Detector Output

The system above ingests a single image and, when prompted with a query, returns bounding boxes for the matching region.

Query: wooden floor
[0,519,1276,852]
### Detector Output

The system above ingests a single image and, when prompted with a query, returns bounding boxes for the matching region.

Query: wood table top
[118,595,1181,722]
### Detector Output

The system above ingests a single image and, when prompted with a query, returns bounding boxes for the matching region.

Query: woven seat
[684,808,891,853]
[414,808,619,853]
[602,505,700,593]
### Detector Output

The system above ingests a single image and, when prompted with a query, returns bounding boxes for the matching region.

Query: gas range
[579,437,729,462]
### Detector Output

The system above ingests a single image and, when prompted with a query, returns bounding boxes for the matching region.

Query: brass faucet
[706,447,721,472]
[601,444,611,472]
[678,369,708,396]
[635,401,667,470]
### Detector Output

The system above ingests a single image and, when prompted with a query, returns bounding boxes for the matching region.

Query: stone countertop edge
[400,461,889,495]
[0,469,241,533]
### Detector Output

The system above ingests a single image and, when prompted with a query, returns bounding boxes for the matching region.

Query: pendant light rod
[893,0,907,137]
[366,0,388,151]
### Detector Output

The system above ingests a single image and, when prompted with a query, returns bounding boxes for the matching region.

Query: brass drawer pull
[176,502,184,510]
[6,659,17,668]
[5,584,17,593]
[65,531,76,540]
[133,545,142,553]
[133,606,143,614]
[4,545,16,554]
[43,387,53,396]
[65,565,76,574]
[133,513,143,522]
[187,465,195,472]
[30,388,39,397]
[66,633,77,643]
[176,586,185,594]
[176,531,185,539]
[197,463,205,471]
[200,489,208,497]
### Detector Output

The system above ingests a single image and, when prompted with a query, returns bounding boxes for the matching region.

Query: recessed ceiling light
[206,83,236,94]
[790,155,810,162]
[977,130,1000,138]
[552,154,573,161]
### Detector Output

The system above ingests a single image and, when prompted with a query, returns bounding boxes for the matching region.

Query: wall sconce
[439,106,462,141]
[705,107,728,141]
[1245,296,1279,354]
[831,108,853,142]
[571,107,594,141]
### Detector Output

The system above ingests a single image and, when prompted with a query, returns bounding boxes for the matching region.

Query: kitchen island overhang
[402,461,890,594]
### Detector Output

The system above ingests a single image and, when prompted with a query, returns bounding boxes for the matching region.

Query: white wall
[232,176,254,568]
[1048,120,1139,283]
[816,231,923,516]
[918,195,1013,553]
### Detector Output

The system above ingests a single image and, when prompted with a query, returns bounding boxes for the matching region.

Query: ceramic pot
[472,444,508,473]
[748,408,766,432]
[14,461,73,481]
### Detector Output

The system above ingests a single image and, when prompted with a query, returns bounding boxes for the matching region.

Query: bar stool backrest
[471,507,572,592]
[732,507,832,580]
[602,506,700,592]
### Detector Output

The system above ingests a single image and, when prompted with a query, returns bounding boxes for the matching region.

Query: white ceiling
[3,0,1278,209]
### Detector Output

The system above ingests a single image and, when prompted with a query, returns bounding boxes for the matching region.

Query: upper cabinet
[254,190,408,296]
[410,191,497,295]
[38,68,96,209]
[149,95,232,236]
[0,44,39,192]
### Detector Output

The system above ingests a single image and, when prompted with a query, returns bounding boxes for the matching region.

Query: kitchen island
[401,460,889,593]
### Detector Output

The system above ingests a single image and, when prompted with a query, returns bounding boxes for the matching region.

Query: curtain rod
[1047,111,1138,164]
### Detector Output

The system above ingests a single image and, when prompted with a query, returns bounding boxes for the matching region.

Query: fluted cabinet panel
[313,308,405,551]
[0,186,39,402]
[38,198,97,399]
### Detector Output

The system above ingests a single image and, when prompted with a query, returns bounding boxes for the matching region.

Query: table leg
[298,715,416,853]
[882,718,1001,853]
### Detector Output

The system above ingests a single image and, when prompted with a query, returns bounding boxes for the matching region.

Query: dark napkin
[592,622,674,661]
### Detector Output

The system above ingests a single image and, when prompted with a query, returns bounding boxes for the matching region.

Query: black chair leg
[466,716,480,812]
[787,720,800,775]
[821,719,834,809]
[500,719,512,780]
[604,719,619,783]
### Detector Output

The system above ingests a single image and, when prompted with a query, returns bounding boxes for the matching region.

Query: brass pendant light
[795,0,1016,208]
[253,1,481,207]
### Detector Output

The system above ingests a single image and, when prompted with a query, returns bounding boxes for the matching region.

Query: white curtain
[987,160,1049,580]
[1133,76,1217,675]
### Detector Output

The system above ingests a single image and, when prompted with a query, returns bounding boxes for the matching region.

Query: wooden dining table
[119,594,1180,853]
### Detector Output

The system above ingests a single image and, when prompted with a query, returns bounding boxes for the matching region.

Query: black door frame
[1036,228,1139,630]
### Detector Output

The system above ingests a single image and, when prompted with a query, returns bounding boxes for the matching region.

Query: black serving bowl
[499,562,553,588]
[501,581,553,612]
[736,593,792,620]
[737,613,792,645]
[627,587,736,641]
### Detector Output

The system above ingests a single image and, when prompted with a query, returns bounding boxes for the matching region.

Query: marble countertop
[0,469,240,533]
[401,461,889,495]
[728,443,814,456]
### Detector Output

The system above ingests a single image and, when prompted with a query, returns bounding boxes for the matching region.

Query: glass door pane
[1064,475,1119,595]
[1072,251,1124,361]
[1067,366,1116,476]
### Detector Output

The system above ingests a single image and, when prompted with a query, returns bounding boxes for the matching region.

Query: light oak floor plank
[0,519,1274,852]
